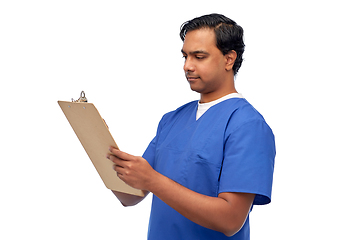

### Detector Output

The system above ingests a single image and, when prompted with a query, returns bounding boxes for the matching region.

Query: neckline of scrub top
[196,93,244,120]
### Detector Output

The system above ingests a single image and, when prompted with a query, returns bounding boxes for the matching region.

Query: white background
[1,0,359,239]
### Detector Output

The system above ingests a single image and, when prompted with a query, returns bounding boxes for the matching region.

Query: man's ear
[225,50,237,71]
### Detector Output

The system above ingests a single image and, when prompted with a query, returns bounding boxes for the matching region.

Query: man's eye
[182,55,187,60]
[196,56,205,59]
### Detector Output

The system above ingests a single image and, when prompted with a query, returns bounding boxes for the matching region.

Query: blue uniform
[143,98,276,240]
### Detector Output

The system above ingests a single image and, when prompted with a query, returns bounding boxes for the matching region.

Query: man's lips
[185,71,200,82]
[186,75,200,81]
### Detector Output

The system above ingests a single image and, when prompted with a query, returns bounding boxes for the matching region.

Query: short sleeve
[219,120,276,205]
[142,136,157,168]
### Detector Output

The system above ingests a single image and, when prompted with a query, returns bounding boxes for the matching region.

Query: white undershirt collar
[196,93,243,120]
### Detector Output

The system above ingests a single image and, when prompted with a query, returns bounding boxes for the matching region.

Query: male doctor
[107,13,275,240]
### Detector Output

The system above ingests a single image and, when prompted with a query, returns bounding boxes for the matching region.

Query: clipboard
[58,91,145,197]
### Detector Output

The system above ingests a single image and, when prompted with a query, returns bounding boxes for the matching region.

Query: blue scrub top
[143,98,276,240]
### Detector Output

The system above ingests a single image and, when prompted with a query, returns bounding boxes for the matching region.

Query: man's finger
[109,146,134,161]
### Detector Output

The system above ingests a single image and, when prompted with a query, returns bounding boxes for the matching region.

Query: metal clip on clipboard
[71,91,88,103]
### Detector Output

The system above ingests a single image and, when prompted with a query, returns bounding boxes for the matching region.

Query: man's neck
[200,89,238,103]
[199,73,237,103]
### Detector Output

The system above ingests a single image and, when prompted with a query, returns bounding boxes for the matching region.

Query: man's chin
[189,85,202,93]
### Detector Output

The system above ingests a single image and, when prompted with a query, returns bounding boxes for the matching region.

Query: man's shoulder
[234,99,265,118]
[159,100,197,124]
[226,98,270,129]
[164,100,197,117]
[175,100,198,112]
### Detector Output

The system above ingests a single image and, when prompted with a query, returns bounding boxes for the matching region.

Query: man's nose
[183,58,195,72]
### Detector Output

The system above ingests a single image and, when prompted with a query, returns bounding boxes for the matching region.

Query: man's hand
[107,146,156,191]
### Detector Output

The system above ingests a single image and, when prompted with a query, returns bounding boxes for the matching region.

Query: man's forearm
[147,171,254,237]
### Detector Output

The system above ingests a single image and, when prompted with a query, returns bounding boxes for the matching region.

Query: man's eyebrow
[181,49,209,55]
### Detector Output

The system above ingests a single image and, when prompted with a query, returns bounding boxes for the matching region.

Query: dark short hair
[180,13,245,75]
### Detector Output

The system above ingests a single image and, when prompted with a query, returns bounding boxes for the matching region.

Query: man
[107,14,275,239]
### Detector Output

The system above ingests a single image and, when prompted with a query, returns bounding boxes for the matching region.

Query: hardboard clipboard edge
[58,101,145,197]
